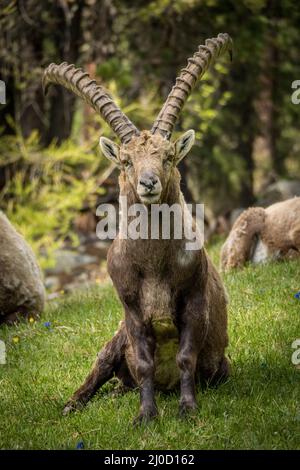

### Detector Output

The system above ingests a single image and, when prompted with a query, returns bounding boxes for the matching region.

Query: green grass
[0,243,300,450]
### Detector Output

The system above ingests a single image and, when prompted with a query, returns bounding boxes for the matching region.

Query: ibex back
[43,33,232,424]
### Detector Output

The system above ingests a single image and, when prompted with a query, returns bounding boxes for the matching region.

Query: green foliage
[0,247,299,449]
[0,129,106,269]
[1,0,300,252]
[114,0,300,208]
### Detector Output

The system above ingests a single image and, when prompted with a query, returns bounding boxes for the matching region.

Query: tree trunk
[255,25,283,177]
[45,1,84,144]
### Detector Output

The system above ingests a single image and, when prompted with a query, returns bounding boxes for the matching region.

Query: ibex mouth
[139,192,161,204]
[138,176,162,204]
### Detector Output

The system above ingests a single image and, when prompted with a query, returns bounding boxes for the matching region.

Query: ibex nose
[139,172,158,190]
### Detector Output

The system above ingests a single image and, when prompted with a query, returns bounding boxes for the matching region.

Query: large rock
[257,180,300,207]
[0,212,45,325]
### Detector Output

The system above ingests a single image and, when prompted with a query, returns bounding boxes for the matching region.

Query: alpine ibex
[43,33,232,423]
[221,197,300,271]
[0,211,45,325]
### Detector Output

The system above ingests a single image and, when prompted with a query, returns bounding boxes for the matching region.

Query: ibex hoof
[62,400,81,416]
[179,400,197,418]
[133,408,158,427]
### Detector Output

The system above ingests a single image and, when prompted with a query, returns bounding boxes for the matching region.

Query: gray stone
[46,250,98,275]
[257,180,300,207]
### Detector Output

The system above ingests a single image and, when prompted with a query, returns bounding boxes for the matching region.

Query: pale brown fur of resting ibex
[43,33,233,423]
[0,212,45,324]
[221,197,300,271]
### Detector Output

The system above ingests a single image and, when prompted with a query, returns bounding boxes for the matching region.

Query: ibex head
[100,130,195,204]
[43,33,232,205]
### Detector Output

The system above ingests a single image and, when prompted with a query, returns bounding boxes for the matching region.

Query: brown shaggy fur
[63,131,230,423]
[221,197,300,271]
[0,211,45,325]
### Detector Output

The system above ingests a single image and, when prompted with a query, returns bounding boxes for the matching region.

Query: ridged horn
[42,62,139,143]
[151,33,233,139]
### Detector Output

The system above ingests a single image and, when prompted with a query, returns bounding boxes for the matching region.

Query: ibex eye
[124,160,132,169]
[164,156,173,165]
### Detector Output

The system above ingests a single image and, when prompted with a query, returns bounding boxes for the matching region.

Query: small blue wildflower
[294,291,300,300]
[76,440,84,450]
[44,321,51,328]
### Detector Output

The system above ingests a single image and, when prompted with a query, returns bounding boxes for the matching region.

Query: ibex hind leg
[63,322,133,414]
[198,354,230,388]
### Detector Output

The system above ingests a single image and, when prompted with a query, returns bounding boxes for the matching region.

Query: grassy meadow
[0,242,299,450]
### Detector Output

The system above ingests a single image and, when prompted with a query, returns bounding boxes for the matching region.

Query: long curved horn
[42,62,139,144]
[151,33,233,139]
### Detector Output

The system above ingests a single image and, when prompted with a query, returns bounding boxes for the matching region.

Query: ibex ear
[174,130,195,165]
[99,136,120,166]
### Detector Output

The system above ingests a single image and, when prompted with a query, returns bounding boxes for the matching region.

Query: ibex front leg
[109,255,157,425]
[126,313,157,425]
[63,324,127,414]
[177,294,208,416]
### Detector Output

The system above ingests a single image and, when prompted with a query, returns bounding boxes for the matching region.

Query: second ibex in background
[43,33,233,424]
[221,197,300,271]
